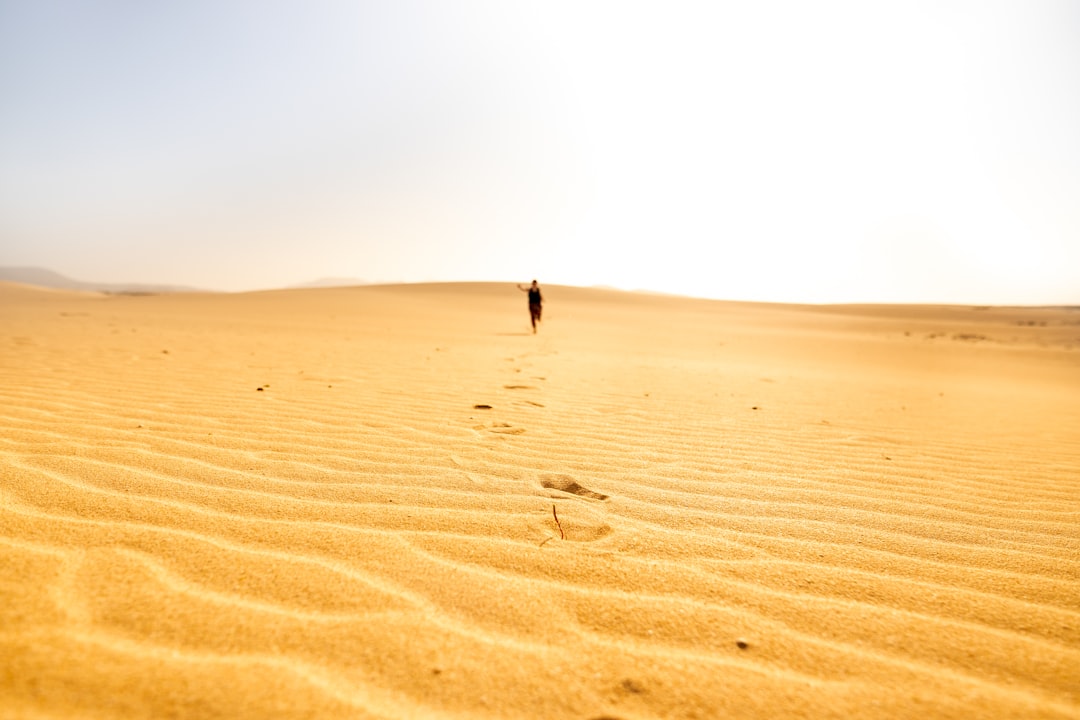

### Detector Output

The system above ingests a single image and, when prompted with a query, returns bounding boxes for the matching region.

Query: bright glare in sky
[1,1,1078,303]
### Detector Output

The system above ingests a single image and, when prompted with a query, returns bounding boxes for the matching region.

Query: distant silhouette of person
[517,280,543,333]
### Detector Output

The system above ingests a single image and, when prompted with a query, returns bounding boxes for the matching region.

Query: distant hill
[0,267,205,294]
[288,277,369,289]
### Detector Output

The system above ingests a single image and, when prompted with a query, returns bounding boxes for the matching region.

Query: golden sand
[1,281,1078,719]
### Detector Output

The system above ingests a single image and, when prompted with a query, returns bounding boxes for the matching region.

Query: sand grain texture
[2,282,1078,719]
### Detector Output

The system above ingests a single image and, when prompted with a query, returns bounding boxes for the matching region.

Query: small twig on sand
[552,504,565,540]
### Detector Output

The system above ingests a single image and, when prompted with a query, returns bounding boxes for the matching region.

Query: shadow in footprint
[541,474,609,500]
[503,384,537,390]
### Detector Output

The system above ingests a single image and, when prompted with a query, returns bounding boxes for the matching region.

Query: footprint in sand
[541,499,613,543]
[540,474,609,500]
[489,423,526,435]
[566,522,614,542]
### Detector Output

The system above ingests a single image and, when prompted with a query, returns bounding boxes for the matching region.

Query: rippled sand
[2,281,1078,719]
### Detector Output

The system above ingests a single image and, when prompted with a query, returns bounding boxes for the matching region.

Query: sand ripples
[2,284,1078,718]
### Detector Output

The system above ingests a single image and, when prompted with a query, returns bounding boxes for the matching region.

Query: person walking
[517,280,543,333]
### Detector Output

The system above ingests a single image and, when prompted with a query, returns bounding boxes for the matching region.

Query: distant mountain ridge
[0,267,205,294]
[287,277,369,289]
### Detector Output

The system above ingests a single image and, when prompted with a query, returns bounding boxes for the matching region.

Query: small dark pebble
[256,387,264,392]
[473,404,493,409]
[736,639,749,649]
[751,406,759,410]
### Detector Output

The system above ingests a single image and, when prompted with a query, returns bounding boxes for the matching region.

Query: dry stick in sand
[552,504,565,540]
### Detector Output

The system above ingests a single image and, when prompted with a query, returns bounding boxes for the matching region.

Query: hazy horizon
[3,1,1078,305]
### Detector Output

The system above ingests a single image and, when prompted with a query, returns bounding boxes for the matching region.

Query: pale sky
[2,1,1078,303]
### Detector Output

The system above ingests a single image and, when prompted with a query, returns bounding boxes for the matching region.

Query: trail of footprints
[469,353,613,543]
[470,354,545,437]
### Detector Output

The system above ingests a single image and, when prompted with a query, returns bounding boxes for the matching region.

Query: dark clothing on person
[519,281,543,333]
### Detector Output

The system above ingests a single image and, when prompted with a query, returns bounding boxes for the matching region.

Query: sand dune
[1,281,1078,719]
